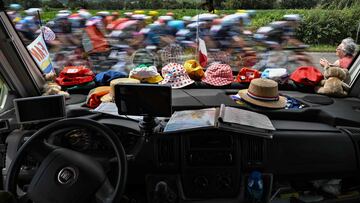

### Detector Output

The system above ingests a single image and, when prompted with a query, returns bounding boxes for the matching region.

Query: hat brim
[160,76,194,88]
[142,75,163,83]
[172,78,194,89]
[202,77,233,86]
[186,66,203,72]
[101,93,113,103]
[238,89,287,109]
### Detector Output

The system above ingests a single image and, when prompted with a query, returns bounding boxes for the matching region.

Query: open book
[164,104,275,139]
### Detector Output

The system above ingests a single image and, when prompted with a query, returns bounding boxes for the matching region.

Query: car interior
[1,2,360,203]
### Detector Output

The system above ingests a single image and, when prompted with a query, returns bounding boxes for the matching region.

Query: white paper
[221,106,275,131]
[92,103,142,121]
[164,108,216,132]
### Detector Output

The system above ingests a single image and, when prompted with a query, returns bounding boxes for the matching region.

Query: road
[307,52,337,69]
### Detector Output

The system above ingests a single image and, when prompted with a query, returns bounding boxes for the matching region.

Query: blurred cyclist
[105,12,119,28]
[7,3,22,23]
[282,14,303,48]
[15,8,41,42]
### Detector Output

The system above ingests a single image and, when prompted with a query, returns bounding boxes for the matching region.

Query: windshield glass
[3,0,360,109]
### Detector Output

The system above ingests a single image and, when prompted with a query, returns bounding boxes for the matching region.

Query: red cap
[56,66,95,86]
[290,66,323,86]
[236,67,261,83]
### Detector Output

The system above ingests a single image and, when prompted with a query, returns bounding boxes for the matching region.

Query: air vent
[345,128,360,135]
[340,127,360,168]
[157,138,175,167]
[244,137,264,167]
[0,143,6,169]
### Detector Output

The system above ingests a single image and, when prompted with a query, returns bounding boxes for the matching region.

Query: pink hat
[160,63,194,88]
[202,64,234,86]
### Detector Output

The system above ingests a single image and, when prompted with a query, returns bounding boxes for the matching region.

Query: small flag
[198,38,208,68]
[27,32,54,74]
[42,26,56,41]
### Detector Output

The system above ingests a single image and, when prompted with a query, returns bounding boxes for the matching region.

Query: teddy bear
[315,65,350,97]
[42,72,70,98]
[42,82,70,99]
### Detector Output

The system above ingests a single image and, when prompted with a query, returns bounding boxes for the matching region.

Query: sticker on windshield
[27,32,54,74]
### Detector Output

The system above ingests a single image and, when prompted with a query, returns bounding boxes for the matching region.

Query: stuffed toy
[315,65,350,97]
[44,72,57,81]
[42,82,70,99]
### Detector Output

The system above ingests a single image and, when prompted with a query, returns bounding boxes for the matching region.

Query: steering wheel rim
[5,118,127,203]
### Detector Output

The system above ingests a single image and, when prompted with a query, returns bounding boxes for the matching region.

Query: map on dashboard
[164,105,275,138]
[164,108,217,132]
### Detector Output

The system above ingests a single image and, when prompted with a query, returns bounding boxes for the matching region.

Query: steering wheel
[5,118,127,203]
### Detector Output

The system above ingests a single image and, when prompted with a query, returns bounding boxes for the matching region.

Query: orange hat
[86,86,111,109]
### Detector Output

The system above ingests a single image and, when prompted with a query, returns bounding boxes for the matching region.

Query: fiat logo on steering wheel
[57,167,77,185]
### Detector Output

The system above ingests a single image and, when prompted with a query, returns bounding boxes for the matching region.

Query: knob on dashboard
[193,176,209,189]
[155,181,168,193]
[216,175,232,190]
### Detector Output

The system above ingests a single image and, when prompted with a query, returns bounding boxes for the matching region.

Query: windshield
[3,0,360,109]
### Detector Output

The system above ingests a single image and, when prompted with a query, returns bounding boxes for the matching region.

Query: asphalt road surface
[307,52,337,69]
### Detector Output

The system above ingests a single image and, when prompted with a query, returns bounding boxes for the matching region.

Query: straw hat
[101,78,140,102]
[238,78,286,109]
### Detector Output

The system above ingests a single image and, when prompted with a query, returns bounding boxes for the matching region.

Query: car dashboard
[2,89,360,203]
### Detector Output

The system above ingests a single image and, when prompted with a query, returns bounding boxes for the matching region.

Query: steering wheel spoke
[18,193,31,203]
[95,178,115,203]
[27,140,58,162]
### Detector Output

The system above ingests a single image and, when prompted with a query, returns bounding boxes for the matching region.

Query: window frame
[0,9,45,98]
[348,51,360,97]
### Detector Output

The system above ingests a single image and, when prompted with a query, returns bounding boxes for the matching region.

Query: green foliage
[42,0,67,9]
[297,9,360,45]
[319,0,360,9]
[278,0,318,9]
[222,0,277,9]
[249,9,360,46]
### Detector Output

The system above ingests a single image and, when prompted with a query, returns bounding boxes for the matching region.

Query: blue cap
[95,70,128,85]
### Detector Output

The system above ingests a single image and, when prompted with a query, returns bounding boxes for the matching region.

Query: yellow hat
[148,10,159,17]
[101,78,140,103]
[237,9,247,13]
[142,75,163,83]
[134,10,145,14]
[184,60,205,81]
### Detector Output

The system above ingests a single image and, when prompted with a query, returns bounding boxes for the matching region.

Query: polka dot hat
[160,63,194,88]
